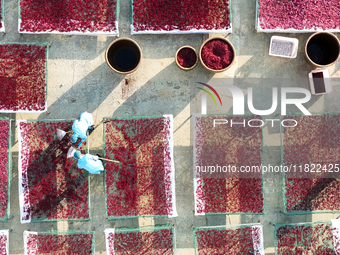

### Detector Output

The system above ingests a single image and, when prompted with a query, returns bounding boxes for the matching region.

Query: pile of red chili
[201,39,234,70]
[177,47,197,68]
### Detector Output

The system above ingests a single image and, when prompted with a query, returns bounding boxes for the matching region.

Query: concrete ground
[1,0,340,254]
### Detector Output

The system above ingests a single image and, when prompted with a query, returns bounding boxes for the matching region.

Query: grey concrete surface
[0,0,340,254]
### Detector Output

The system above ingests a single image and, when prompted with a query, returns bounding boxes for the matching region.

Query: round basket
[175,46,198,71]
[105,37,142,75]
[304,32,340,68]
[199,37,236,73]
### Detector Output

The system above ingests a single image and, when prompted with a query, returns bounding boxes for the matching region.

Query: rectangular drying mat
[274,220,340,254]
[104,115,177,219]
[0,0,4,32]
[193,114,264,215]
[0,42,48,112]
[281,113,340,215]
[256,0,340,33]
[0,118,11,222]
[18,119,90,223]
[105,225,176,255]
[24,231,95,254]
[0,230,9,255]
[19,0,119,35]
[131,0,232,34]
[193,224,264,255]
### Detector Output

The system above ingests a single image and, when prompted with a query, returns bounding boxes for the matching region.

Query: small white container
[269,36,299,58]
[308,69,332,95]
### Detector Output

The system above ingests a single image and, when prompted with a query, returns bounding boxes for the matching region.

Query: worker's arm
[88,154,99,161]
[79,132,87,144]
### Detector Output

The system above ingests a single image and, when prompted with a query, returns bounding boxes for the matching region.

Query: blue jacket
[77,154,104,174]
[72,112,94,143]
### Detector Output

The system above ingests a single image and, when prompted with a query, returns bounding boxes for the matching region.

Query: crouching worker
[73,150,104,174]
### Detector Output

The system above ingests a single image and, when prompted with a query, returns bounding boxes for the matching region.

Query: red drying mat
[0,0,4,32]
[0,119,10,220]
[105,225,175,255]
[193,224,264,254]
[0,230,9,255]
[104,115,177,219]
[0,43,48,112]
[193,114,264,215]
[24,231,95,254]
[131,0,231,33]
[282,114,340,214]
[19,0,118,35]
[258,0,340,31]
[274,221,340,254]
[18,120,90,223]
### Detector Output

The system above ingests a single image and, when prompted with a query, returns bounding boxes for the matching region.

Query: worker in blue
[70,111,94,146]
[73,150,104,174]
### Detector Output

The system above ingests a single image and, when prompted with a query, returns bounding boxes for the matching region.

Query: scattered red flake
[106,226,174,255]
[194,115,264,214]
[177,48,197,68]
[283,114,340,213]
[132,0,230,32]
[19,120,89,222]
[275,222,337,254]
[104,116,176,219]
[194,225,264,254]
[0,119,9,220]
[201,39,234,70]
[0,43,48,112]
[258,0,340,31]
[25,231,94,254]
[19,0,117,33]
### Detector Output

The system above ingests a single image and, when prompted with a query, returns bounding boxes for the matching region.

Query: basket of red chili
[175,46,198,71]
[199,37,236,73]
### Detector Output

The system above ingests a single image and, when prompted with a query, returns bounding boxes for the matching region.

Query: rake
[67,147,120,164]
[57,129,72,141]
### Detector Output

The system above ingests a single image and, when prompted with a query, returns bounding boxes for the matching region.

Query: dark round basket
[105,37,142,74]
[304,32,340,68]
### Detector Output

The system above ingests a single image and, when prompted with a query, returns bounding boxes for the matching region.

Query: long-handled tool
[67,147,120,164]
[98,157,120,164]
[57,129,72,141]
[57,120,109,141]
